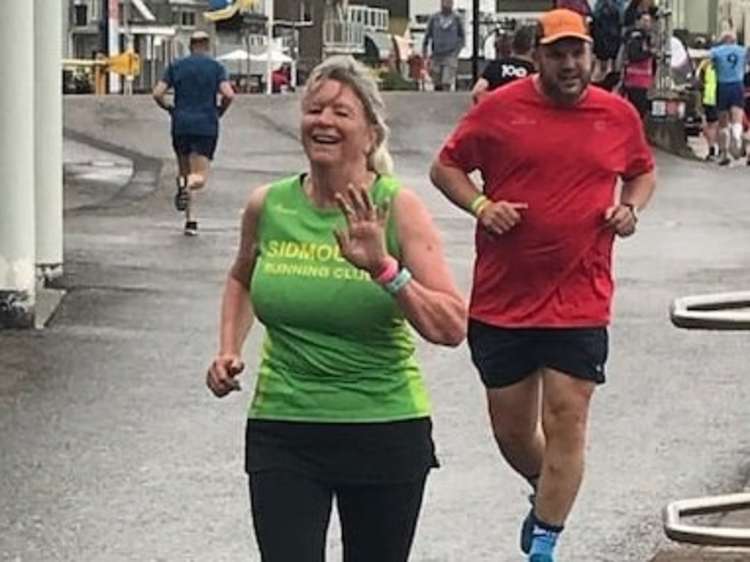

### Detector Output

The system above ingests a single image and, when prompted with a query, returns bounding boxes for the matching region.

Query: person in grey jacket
[422,0,465,91]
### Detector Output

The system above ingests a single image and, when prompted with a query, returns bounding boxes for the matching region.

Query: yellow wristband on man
[470,195,490,218]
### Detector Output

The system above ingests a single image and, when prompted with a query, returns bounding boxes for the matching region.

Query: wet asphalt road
[1,94,749,562]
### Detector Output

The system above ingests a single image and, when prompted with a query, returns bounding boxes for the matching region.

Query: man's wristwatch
[622,202,639,221]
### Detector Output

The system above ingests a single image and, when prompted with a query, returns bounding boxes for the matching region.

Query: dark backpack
[593,0,622,40]
[556,0,593,18]
[594,0,622,37]
[626,30,650,62]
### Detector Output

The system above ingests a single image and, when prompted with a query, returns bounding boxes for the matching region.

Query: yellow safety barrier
[108,51,141,77]
[62,50,141,95]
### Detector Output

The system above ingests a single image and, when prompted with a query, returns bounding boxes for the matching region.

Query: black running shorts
[704,104,719,124]
[172,134,218,160]
[467,319,609,389]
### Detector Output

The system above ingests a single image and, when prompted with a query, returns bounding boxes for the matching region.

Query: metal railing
[663,291,750,547]
[322,19,365,55]
[670,292,750,330]
[664,494,750,547]
[347,5,389,32]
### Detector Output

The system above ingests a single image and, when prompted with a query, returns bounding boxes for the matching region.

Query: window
[175,10,196,27]
[299,1,313,23]
[182,11,196,27]
[74,5,88,26]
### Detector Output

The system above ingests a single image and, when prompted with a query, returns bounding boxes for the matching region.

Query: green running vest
[248,174,431,422]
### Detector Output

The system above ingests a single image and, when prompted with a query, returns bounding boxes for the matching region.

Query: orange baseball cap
[538,9,592,45]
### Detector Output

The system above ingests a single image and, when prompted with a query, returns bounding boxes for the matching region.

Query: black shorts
[171,134,217,160]
[467,319,609,389]
[245,418,438,484]
[624,86,650,119]
[704,104,719,124]
[593,36,621,61]
[716,81,745,112]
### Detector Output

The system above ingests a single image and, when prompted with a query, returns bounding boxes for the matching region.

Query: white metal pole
[0,0,36,328]
[35,0,64,283]
[108,0,121,93]
[123,0,134,96]
[266,0,274,95]
[62,0,71,59]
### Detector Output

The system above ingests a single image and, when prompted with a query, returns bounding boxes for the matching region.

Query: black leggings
[248,470,428,562]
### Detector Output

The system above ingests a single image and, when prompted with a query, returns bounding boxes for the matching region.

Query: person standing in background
[620,12,655,118]
[472,26,536,104]
[591,0,625,81]
[711,30,749,165]
[624,0,657,29]
[697,54,720,162]
[423,0,466,91]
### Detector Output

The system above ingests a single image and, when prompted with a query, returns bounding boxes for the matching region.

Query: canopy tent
[364,31,393,61]
[217,48,293,75]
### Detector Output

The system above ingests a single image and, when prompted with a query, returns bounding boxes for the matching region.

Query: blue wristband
[384,268,412,295]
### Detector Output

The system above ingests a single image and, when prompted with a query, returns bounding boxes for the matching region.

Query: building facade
[667,0,750,43]
[274,0,403,79]
[66,0,215,91]
[65,0,410,91]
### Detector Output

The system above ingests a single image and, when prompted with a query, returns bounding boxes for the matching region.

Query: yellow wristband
[470,195,489,216]
[475,201,491,217]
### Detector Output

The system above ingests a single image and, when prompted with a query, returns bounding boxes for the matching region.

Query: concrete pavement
[1,94,749,562]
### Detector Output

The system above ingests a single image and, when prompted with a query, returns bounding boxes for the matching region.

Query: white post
[108,0,121,94]
[62,0,71,59]
[123,0,134,96]
[35,0,64,283]
[266,0,274,95]
[0,1,36,328]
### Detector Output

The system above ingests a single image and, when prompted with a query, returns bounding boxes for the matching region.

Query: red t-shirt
[439,77,654,328]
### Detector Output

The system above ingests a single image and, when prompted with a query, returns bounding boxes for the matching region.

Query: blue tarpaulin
[209,0,231,10]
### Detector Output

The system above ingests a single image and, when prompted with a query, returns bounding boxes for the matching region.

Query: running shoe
[529,554,554,562]
[520,495,535,554]
[184,220,198,236]
[174,176,189,211]
[718,157,732,166]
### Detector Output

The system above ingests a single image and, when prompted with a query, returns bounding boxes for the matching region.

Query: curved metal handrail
[670,291,750,330]
[663,493,750,547]
[664,292,750,548]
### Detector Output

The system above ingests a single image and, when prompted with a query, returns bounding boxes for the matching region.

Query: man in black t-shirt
[473,26,536,103]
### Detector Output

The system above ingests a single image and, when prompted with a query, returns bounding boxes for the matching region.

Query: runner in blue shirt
[153,31,235,235]
[710,31,749,164]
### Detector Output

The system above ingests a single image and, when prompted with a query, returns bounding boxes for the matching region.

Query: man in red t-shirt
[430,8,656,562]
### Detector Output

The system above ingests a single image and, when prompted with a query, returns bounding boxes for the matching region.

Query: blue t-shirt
[711,44,748,84]
[162,54,228,137]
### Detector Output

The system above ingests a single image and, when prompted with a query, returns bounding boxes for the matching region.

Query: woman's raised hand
[333,184,390,276]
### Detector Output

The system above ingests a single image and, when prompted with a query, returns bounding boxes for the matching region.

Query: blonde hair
[303,56,394,176]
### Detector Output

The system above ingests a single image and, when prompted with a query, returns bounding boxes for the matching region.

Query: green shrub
[379,69,418,91]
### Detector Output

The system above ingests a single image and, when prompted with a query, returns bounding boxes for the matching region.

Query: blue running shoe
[520,495,535,554]
[529,554,554,562]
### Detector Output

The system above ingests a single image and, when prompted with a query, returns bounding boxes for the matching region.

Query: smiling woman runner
[205,55,467,562]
